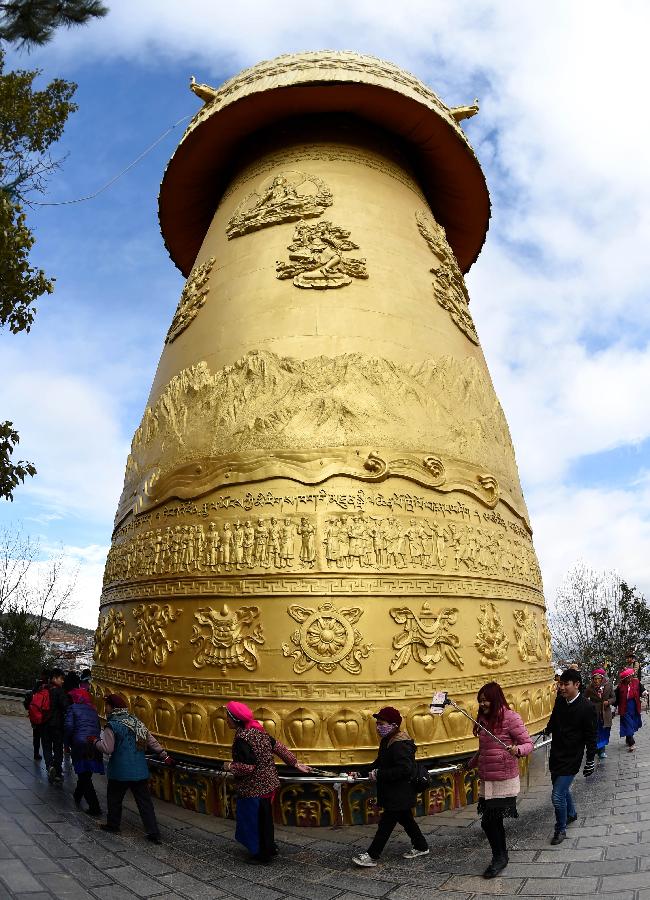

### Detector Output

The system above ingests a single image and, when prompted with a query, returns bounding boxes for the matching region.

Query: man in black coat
[352,706,429,867]
[41,668,70,784]
[545,669,597,844]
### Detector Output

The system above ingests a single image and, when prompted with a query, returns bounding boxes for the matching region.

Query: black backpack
[411,760,431,792]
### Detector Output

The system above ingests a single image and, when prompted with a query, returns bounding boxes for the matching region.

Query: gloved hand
[86,735,98,745]
[161,753,175,767]
[583,759,596,777]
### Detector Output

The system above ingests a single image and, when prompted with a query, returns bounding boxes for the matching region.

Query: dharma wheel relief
[95,51,553,766]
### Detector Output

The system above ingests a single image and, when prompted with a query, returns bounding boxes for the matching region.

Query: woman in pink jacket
[467,682,533,879]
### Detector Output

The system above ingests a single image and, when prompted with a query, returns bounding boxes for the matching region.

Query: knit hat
[372,706,402,727]
[104,693,128,709]
[591,668,606,676]
[619,668,635,680]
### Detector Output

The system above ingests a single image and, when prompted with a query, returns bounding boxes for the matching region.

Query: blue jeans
[551,774,576,833]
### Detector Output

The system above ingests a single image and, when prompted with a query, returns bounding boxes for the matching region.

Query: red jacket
[468,708,533,781]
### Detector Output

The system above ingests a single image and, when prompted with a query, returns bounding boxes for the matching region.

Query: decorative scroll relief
[94,608,125,662]
[416,211,478,345]
[475,602,509,668]
[513,608,544,663]
[127,603,181,668]
[276,221,368,288]
[165,256,215,345]
[191,604,264,673]
[389,602,463,674]
[541,620,553,662]
[104,512,541,588]
[226,172,333,238]
[282,600,373,675]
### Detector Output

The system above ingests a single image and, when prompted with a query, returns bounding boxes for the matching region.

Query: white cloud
[4,0,650,613]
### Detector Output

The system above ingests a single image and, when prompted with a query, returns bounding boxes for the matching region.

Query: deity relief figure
[94,608,126,662]
[127,603,182,668]
[388,602,463,674]
[191,603,264,673]
[226,171,333,238]
[276,221,368,289]
[297,517,316,568]
[474,602,509,668]
[541,620,553,661]
[165,256,215,344]
[415,211,479,345]
[513,608,544,663]
[282,600,373,675]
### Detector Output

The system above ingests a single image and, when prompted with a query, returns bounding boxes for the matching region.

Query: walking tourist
[88,694,174,843]
[584,668,615,759]
[64,685,104,816]
[41,668,69,783]
[352,706,429,868]
[223,700,311,864]
[545,669,597,844]
[467,682,533,878]
[614,667,643,752]
[24,670,49,761]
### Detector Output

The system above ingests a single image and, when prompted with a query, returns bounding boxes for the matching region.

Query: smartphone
[429,690,448,715]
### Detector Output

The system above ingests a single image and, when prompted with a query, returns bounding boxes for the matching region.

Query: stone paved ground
[0,714,649,900]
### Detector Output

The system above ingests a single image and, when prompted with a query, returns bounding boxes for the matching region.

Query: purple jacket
[63,688,104,775]
[468,708,533,781]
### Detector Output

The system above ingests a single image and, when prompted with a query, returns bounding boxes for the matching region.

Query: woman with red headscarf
[467,682,533,879]
[614,668,643,752]
[222,701,311,863]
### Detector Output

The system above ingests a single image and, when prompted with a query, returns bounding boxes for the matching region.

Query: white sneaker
[403,847,430,859]
[352,852,378,867]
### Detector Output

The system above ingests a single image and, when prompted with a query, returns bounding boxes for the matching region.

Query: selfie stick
[431,693,511,751]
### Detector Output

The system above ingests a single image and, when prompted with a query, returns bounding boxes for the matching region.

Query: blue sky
[1,0,649,627]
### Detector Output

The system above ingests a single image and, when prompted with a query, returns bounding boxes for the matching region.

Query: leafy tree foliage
[0,1,107,49]
[0,422,36,500]
[549,563,650,676]
[1,0,106,498]
[0,606,47,686]
[0,525,77,685]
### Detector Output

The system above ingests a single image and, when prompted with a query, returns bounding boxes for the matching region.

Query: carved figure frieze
[474,602,509,668]
[282,600,373,675]
[104,509,541,589]
[165,256,215,344]
[389,602,463,674]
[226,171,333,238]
[276,221,368,288]
[513,608,544,663]
[416,211,479,345]
[93,608,125,662]
[127,603,182,668]
[190,603,264,673]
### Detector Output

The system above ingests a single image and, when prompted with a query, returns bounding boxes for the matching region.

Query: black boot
[482,816,508,878]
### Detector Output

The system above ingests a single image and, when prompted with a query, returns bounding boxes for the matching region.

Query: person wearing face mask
[352,706,428,868]
[466,682,533,878]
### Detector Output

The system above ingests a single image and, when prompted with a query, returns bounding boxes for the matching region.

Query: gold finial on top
[450,98,479,122]
[189,74,219,104]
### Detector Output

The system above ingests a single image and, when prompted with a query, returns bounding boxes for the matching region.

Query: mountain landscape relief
[121,349,521,500]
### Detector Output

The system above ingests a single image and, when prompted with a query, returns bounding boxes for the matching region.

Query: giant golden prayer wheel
[93,52,554,766]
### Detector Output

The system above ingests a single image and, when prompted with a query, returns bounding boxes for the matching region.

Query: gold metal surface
[95,52,552,764]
